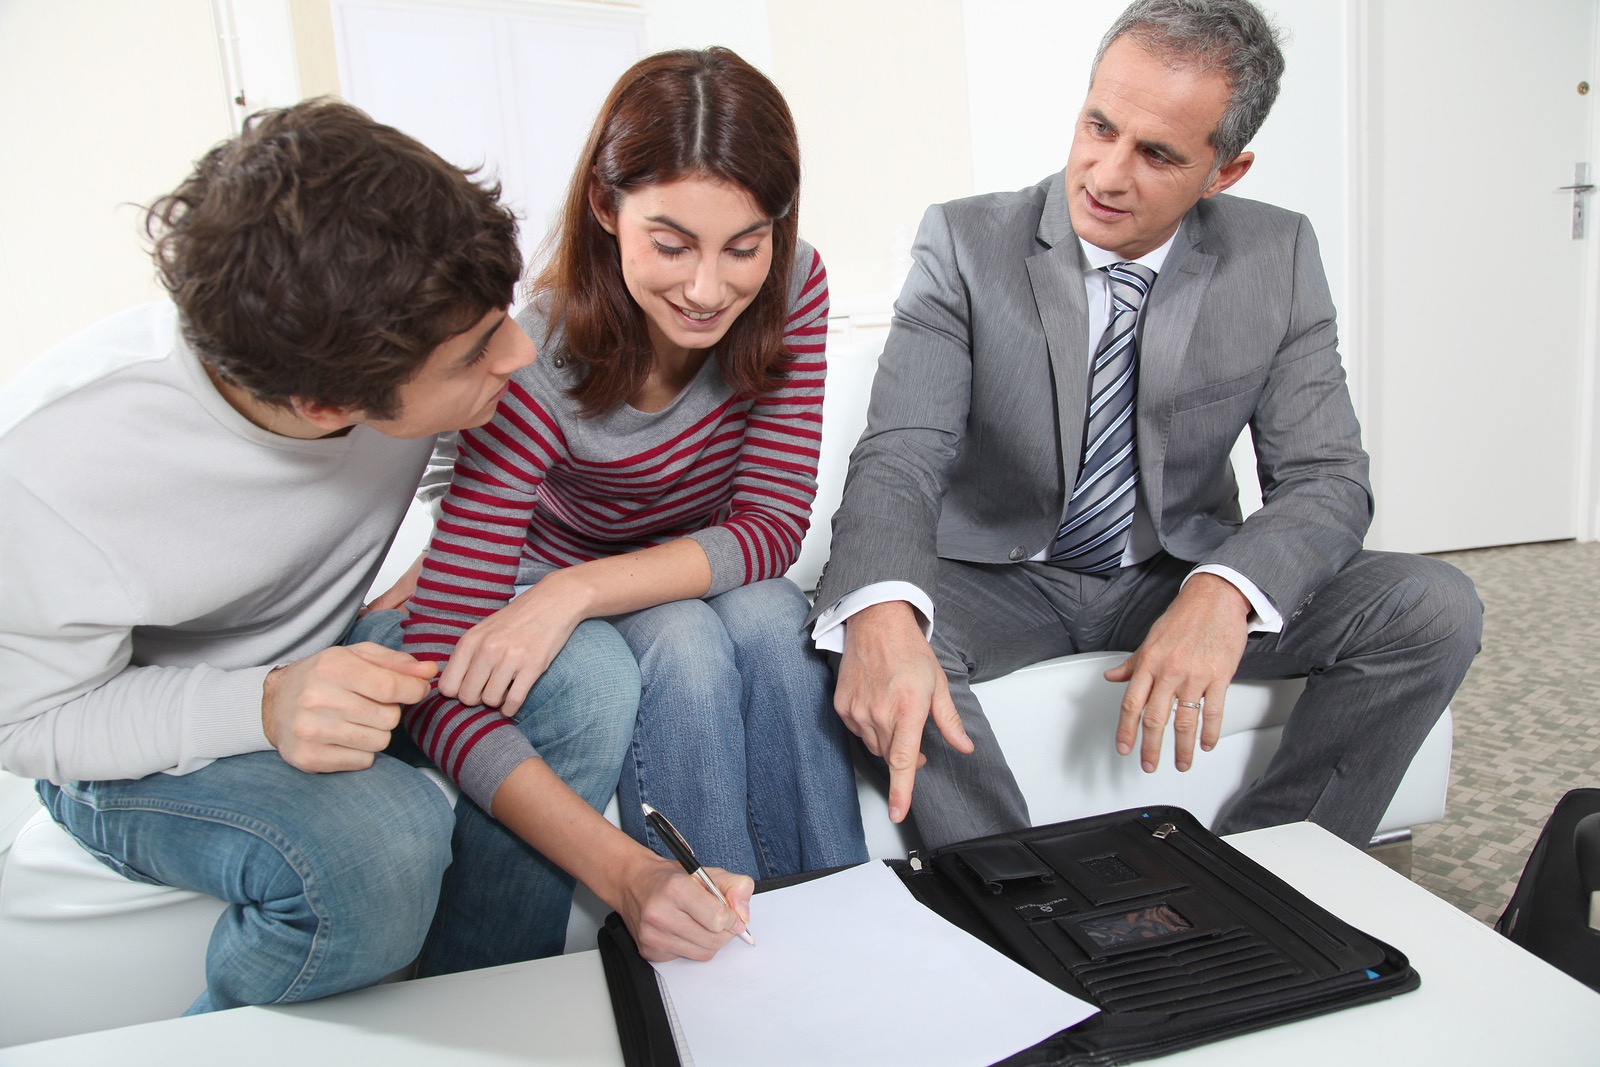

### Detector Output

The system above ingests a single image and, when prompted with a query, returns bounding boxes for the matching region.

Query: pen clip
[642,802,701,872]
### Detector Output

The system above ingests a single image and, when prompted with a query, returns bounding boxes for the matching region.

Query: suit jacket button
[1008,547,1026,561]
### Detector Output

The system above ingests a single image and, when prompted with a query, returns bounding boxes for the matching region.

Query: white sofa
[0,321,1453,1047]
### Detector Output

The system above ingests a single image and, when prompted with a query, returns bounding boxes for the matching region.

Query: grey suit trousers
[901,550,1482,850]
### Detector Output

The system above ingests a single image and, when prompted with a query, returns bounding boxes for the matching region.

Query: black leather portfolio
[599,805,1419,1066]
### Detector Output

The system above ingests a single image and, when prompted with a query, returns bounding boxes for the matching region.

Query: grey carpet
[1413,540,1600,924]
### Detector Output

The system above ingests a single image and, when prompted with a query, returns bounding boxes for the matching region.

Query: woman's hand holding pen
[488,761,752,965]
[619,853,754,962]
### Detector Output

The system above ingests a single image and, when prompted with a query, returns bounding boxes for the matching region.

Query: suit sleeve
[811,204,973,617]
[1196,215,1373,617]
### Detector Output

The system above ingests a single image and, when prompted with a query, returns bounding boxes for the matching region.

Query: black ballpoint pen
[641,802,757,945]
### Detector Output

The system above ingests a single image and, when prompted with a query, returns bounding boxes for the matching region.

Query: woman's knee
[543,620,640,702]
[710,578,811,645]
[621,601,738,682]
[515,620,639,759]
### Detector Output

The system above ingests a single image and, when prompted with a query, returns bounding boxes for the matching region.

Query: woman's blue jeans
[37,614,637,1011]
[609,578,867,879]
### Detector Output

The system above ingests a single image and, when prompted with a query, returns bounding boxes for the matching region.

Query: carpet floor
[1411,540,1600,924]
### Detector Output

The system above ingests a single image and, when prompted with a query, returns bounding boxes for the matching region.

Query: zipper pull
[1151,822,1179,840]
[908,849,923,872]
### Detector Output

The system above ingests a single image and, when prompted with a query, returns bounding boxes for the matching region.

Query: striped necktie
[1049,261,1157,572]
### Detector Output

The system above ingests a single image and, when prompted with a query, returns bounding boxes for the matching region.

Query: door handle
[1560,164,1593,238]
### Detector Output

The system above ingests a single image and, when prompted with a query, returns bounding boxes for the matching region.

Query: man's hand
[1105,573,1250,773]
[619,855,755,962]
[438,580,583,714]
[362,551,424,614]
[262,643,437,773]
[834,601,972,824]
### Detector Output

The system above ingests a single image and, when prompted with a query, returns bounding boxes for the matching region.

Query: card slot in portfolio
[1069,933,1286,989]
[1071,934,1306,1012]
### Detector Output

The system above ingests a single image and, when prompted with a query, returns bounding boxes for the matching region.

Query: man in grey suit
[810,0,1481,850]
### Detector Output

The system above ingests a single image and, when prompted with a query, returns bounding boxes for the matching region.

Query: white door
[1362,0,1597,553]
[331,0,645,264]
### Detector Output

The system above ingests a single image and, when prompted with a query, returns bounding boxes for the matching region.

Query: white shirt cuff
[811,581,934,653]
[1185,564,1283,634]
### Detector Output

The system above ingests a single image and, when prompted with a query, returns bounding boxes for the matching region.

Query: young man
[0,99,750,1014]
[813,0,1482,851]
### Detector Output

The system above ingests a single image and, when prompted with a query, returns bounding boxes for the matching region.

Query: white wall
[962,0,1352,358]
[0,0,235,384]
[331,0,648,265]
[769,0,973,313]
[647,0,770,65]
[0,0,1355,376]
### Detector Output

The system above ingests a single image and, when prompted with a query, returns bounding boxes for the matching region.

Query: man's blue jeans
[37,614,638,1011]
[610,578,868,879]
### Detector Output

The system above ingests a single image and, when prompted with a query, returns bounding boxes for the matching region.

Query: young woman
[398,47,867,885]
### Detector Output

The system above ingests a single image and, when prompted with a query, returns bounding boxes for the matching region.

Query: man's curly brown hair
[147,98,522,419]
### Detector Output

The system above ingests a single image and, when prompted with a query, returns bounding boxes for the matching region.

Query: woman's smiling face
[593,176,775,364]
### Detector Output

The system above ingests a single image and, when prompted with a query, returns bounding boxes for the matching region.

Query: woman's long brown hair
[531,47,801,416]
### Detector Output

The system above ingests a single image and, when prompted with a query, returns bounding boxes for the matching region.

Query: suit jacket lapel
[1026,174,1092,504]
[1138,207,1215,535]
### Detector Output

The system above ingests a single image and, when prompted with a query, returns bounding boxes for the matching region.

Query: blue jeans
[609,578,867,879]
[38,614,637,1011]
[346,611,637,975]
[38,750,454,1013]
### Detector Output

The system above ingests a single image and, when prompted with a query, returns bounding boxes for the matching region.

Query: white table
[6,822,1597,1066]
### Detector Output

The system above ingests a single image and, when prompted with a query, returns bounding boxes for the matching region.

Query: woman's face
[593,176,774,364]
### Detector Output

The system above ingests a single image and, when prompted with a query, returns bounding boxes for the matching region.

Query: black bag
[1495,787,1600,993]
[600,805,1419,1067]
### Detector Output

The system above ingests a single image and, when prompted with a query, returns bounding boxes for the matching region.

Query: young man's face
[1065,35,1254,260]
[361,308,535,439]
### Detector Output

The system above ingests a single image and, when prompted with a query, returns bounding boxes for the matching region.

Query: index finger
[343,643,437,705]
[346,640,439,679]
[884,704,928,824]
[707,868,756,930]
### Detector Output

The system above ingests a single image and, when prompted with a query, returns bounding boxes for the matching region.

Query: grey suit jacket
[814,171,1372,623]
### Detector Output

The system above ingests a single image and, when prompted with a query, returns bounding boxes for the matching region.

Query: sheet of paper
[652,860,1097,1067]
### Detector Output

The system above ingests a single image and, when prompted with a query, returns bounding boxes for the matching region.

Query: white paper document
[652,860,1097,1066]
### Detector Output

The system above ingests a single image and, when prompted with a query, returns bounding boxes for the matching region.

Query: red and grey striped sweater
[400,244,829,808]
